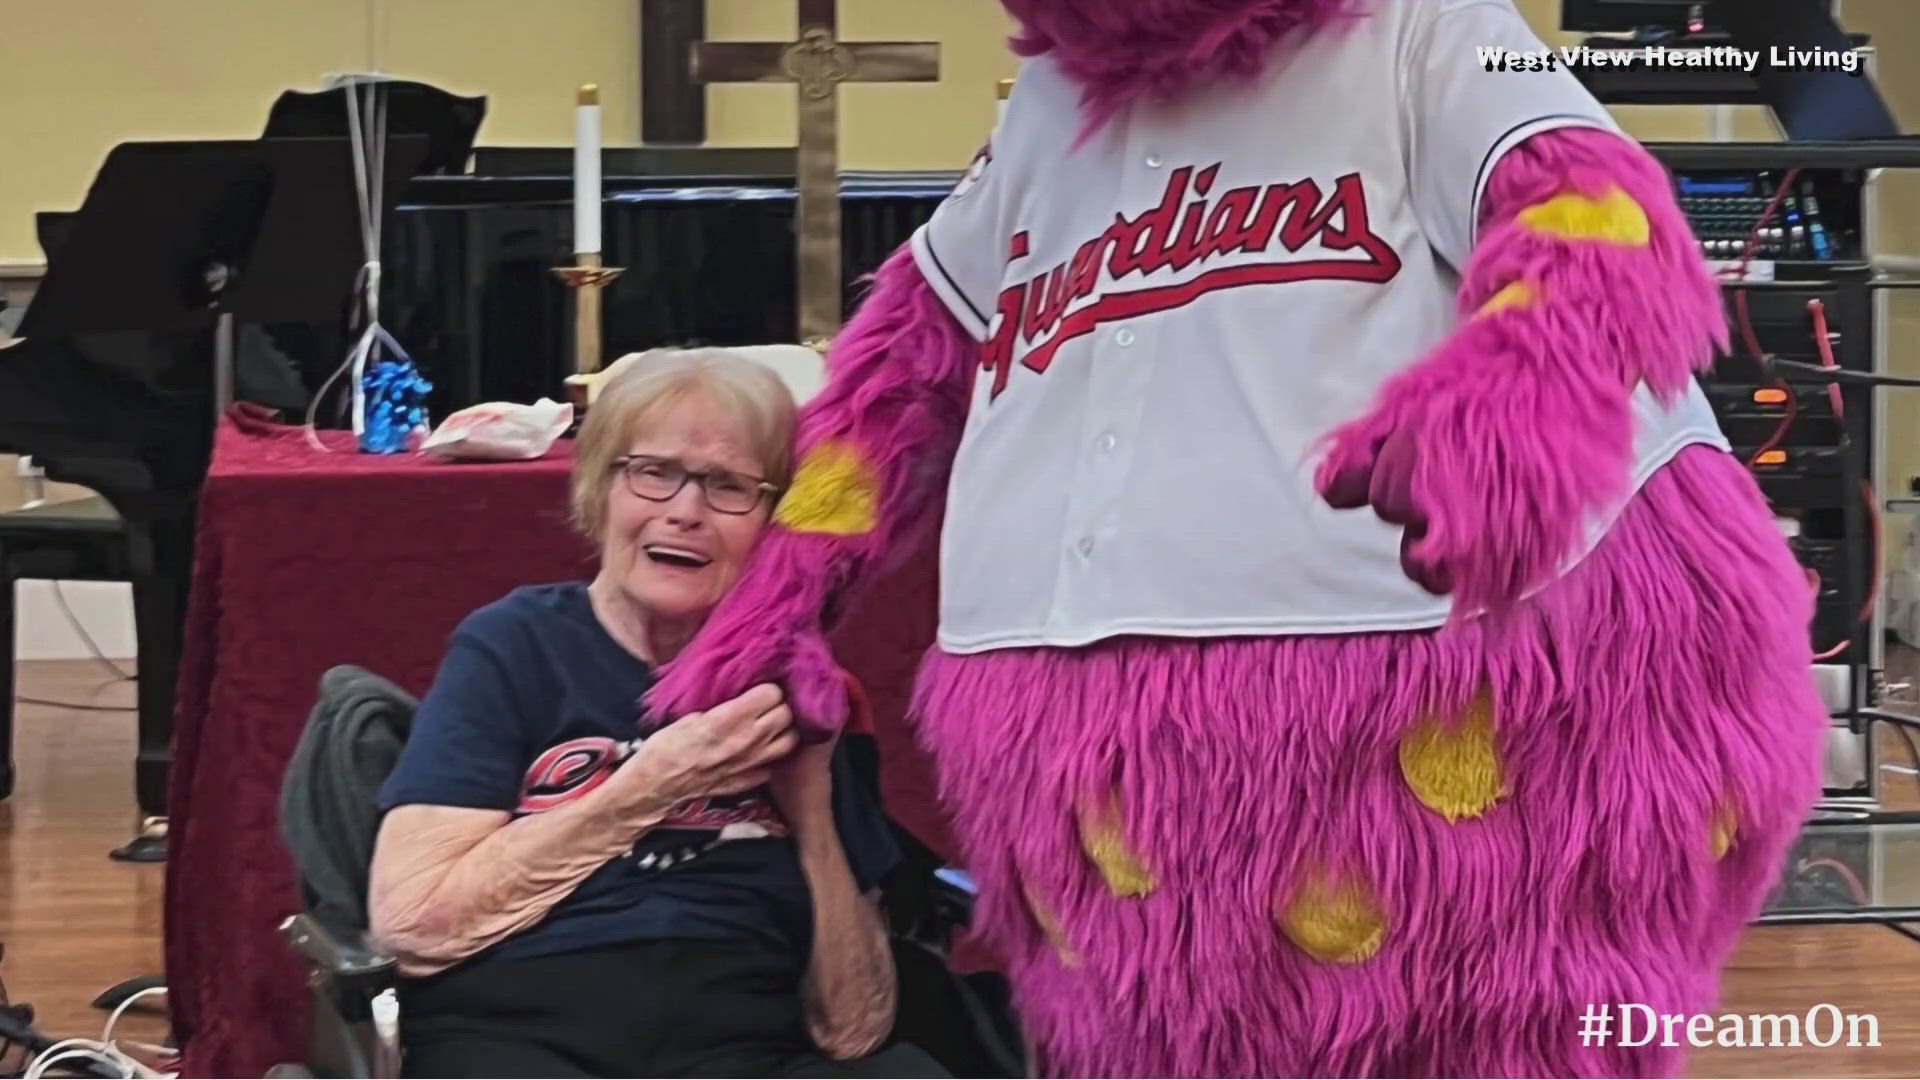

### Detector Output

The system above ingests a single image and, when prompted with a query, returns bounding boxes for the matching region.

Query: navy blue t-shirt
[377,582,900,965]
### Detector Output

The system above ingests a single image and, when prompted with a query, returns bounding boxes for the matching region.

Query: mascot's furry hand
[1315,328,1634,611]
[644,532,851,743]
[1316,127,1726,614]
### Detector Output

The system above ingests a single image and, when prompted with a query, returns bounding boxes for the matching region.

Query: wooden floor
[4,661,168,1068]
[5,659,1920,1076]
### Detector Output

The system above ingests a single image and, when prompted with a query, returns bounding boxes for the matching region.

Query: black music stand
[13,135,428,863]
[265,80,485,176]
[24,136,431,414]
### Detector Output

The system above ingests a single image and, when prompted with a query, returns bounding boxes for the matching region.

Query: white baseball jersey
[910,0,1731,653]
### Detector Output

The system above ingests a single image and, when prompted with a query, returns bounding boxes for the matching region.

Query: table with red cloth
[164,411,952,1078]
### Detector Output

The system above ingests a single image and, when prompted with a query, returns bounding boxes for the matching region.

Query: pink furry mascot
[650,0,1828,1074]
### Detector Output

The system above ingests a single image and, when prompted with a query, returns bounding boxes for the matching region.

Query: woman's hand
[619,683,797,806]
[770,737,837,838]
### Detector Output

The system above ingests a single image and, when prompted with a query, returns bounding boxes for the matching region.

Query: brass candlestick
[554,252,625,408]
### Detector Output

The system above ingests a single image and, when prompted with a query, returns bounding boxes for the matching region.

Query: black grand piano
[0,83,959,851]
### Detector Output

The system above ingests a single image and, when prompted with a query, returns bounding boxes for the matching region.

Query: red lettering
[1169,200,1210,271]
[1275,181,1329,252]
[1201,186,1263,258]
[1070,237,1103,301]
[1168,165,1223,271]
[1021,270,1053,342]
[980,166,1401,403]
[1316,172,1402,276]
[1236,183,1297,255]
[981,282,1026,400]
[1037,264,1073,334]
[1109,167,1190,278]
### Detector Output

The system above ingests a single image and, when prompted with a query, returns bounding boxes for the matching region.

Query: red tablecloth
[165,411,949,1077]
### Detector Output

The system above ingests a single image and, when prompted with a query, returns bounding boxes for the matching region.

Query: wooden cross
[692,0,939,343]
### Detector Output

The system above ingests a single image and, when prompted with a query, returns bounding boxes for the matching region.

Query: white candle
[574,84,602,256]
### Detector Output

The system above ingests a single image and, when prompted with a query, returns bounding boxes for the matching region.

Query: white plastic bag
[419,398,573,462]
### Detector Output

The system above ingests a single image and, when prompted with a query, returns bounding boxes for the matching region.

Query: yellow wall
[0,0,1018,263]
[3,0,1919,550]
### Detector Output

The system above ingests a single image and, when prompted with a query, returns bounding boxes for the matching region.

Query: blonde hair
[571,348,798,540]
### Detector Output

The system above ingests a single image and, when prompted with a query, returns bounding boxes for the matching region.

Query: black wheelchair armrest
[280,913,397,1002]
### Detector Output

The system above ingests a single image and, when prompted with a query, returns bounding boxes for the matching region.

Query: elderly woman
[368,349,944,1078]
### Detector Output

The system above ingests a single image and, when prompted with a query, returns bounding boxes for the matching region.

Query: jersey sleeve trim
[1469,113,1623,249]
[910,224,992,341]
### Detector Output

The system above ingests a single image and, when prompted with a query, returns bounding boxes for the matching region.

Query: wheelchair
[270,666,1025,1079]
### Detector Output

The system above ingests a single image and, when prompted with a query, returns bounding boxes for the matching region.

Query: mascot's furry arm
[646,248,974,738]
[1316,126,1726,613]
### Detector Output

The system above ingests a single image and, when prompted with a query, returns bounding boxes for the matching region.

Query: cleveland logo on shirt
[979,164,1402,400]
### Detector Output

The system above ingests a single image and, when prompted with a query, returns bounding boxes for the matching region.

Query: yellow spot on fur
[1277,868,1387,964]
[1476,281,1540,318]
[1710,801,1737,860]
[1075,794,1156,898]
[1022,884,1081,967]
[1517,186,1651,246]
[773,441,878,535]
[1399,690,1509,822]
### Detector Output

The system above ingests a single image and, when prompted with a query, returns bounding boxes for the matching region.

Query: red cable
[1809,299,1845,419]
[1801,299,1876,660]
[1726,173,1801,471]
[1813,479,1879,660]
[1738,288,1798,470]
[1798,856,1870,904]
[1712,177,1869,663]
[1724,168,1801,285]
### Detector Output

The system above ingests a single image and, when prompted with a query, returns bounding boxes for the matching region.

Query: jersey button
[1078,536,1095,556]
[1098,433,1117,453]
[1115,328,1136,346]
[1145,153,1164,168]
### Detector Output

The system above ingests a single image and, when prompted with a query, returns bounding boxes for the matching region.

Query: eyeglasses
[613,455,779,515]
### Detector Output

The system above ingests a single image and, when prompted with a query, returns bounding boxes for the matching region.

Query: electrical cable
[1725,168,1801,286]
[12,587,136,711]
[1800,298,1877,661]
[1798,856,1870,905]
[16,985,171,1078]
[1767,360,1920,388]
[1718,184,1883,663]
[50,584,133,683]
[10,698,134,714]
[1735,290,1799,470]
[97,990,164,1053]
[20,1039,140,1079]
[1728,171,1803,472]
[1891,720,1920,798]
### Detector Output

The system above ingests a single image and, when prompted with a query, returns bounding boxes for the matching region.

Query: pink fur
[645,247,975,739]
[914,445,1823,1077]
[1000,0,1363,132]
[1315,127,1728,617]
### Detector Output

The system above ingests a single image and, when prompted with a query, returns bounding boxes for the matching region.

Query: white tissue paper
[420,398,573,462]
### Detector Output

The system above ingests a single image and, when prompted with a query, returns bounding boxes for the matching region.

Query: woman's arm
[369,777,669,976]
[369,683,796,975]
[773,741,897,1059]
[796,833,897,1059]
